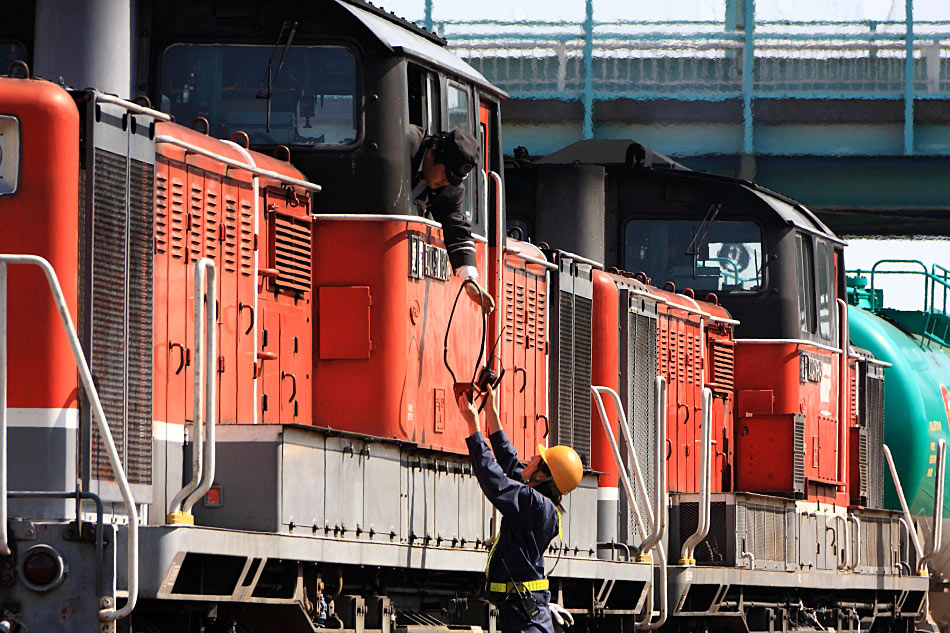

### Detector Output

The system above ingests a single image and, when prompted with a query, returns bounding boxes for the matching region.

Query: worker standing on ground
[459,389,582,633]
[409,125,494,312]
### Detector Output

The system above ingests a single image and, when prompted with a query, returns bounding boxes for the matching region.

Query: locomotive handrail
[883,444,926,570]
[919,438,947,571]
[592,384,668,556]
[734,338,842,355]
[848,514,862,572]
[186,260,218,514]
[835,514,850,570]
[0,255,138,621]
[556,250,605,271]
[898,518,912,575]
[639,377,668,556]
[503,247,558,271]
[636,378,670,632]
[933,263,950,315]
[680,388,713,564]
[836,298,850,486]
[92,92,173,122]
[490,170,505,360]
[590,385,650,549]
[167,259,217,523]
[154,135,322,192]
[590,383,668,631]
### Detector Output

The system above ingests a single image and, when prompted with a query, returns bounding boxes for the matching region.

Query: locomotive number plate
[799,352,823,384]
[409,234,451,282]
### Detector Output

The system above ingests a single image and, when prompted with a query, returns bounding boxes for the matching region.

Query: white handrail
[637,543,668,630]
[0,261,8,557]
[640,377,668,556]
[836,298,850,485]
[590,385,649,547]
[167,260,217,521]
[0,255,138,621]
[849,514,862,572]
[490,170,505,359]
[154,135,322,192]
[184,260,217,513]
[883,444,925,567]
[636,377,669,632]
[836,514,851,570]
[920,438,947,571]
[680,388,713,564]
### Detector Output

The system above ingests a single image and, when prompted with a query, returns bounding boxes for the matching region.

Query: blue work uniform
[466,430,560,633]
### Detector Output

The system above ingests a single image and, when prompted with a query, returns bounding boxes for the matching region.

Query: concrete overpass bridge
[430,0,950,236]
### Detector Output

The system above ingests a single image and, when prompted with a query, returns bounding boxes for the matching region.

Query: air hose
[443,279,489,401]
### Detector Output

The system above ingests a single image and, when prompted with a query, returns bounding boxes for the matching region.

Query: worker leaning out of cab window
[409,125,494,313]
[458,389,582,633]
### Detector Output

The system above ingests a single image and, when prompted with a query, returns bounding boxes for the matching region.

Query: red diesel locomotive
[0,1,931,632]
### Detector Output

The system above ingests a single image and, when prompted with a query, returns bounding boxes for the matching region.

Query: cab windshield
[624,219,764,292]
[160,44,358,147]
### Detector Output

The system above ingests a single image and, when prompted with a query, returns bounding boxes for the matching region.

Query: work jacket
[466,430,560,584]
[408,125,477,271]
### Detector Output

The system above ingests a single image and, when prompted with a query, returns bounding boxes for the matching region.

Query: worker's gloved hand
[549,603,574,632]
[464,280,495,314]
[457,267,495,314]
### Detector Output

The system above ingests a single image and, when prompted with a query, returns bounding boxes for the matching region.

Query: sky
[380,0,950,23]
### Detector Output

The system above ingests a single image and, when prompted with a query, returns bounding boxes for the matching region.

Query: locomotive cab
[149,0,506,226]
[506,140,881,504]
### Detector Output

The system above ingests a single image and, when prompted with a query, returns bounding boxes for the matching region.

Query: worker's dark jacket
[408,125,477,271]
[467,430,559,633]
[465,430,560,585]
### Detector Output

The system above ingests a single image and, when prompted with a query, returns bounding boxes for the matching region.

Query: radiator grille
[555,290,574,450]
[865,369,885,509]
[677,501,729,564]
[710,339,735,394]
[86,150,154,485]
[573,295,592,465]
[747,503,788,563]
[858,427,870,502]
[793,414,806,495]
[272,214,312,292]
[125,159,154,485]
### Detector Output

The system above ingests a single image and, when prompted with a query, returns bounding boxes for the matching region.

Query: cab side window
[816,239,835,341]
[408,63,440,132]
[796,234,817,335]
[447,81,474,222]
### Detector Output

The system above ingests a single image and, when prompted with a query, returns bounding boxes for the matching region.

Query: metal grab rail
[589,383,668,631]
[680,388,713,564]
[167,259,217,522]
[590,386,649,548]
[639,378,669,632]
[0,255,138,621]
[835,514,851,570]
[591,384,669,555]
[919,438,947,571]
[154,135,322,193]
[883,444,926,570]
[849,515,862,572]
[638,378,668,556]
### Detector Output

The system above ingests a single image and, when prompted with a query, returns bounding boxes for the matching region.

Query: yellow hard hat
[537,444,583,494]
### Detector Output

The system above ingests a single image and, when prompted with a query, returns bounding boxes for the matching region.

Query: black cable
[443,279,488,394]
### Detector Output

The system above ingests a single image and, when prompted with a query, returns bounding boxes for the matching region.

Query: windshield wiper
[257,20,299,134]
[686,202,722,279]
